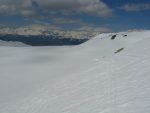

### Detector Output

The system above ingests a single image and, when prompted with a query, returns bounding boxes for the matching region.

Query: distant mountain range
[0,24,100,46]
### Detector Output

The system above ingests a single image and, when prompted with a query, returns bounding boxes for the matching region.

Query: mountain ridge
[0,24,100,39]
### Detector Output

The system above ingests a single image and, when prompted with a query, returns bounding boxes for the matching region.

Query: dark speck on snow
[111,35,117,40]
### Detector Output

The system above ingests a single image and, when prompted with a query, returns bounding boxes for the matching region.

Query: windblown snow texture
[0,30,150,113]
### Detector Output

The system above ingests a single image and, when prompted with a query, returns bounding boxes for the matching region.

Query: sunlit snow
[0,30,150,113]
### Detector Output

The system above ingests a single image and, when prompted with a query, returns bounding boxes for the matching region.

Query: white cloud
[120,3,150,12]
[52,18,89,25]
[20,10,36,17]
[0,4,16,15]
[76,26,111,33]
[76,0,112,17]
[51,17,111,33]
[35,0,112,17]
[0,0,112,17]
[0,0,34,16]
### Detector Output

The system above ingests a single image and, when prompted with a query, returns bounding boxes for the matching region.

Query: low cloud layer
[120,3,150,12]
[76,26,111,33]
[0,0,112,17]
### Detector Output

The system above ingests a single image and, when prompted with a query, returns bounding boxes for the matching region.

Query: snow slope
[0,30,150,113]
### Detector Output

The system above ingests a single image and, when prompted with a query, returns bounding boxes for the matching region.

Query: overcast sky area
[0,0,150,32]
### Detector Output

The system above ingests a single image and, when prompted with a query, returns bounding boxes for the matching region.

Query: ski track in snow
[0,30,150,113]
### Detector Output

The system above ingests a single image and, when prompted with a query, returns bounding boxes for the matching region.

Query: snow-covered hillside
[0,30,150,113]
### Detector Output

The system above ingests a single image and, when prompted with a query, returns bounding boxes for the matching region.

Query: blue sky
[0,0,150,32]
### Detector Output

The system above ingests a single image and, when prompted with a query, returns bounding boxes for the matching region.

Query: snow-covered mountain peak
[78,30,150,58]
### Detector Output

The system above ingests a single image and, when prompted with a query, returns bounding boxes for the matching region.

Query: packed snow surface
[0,30,150,113]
